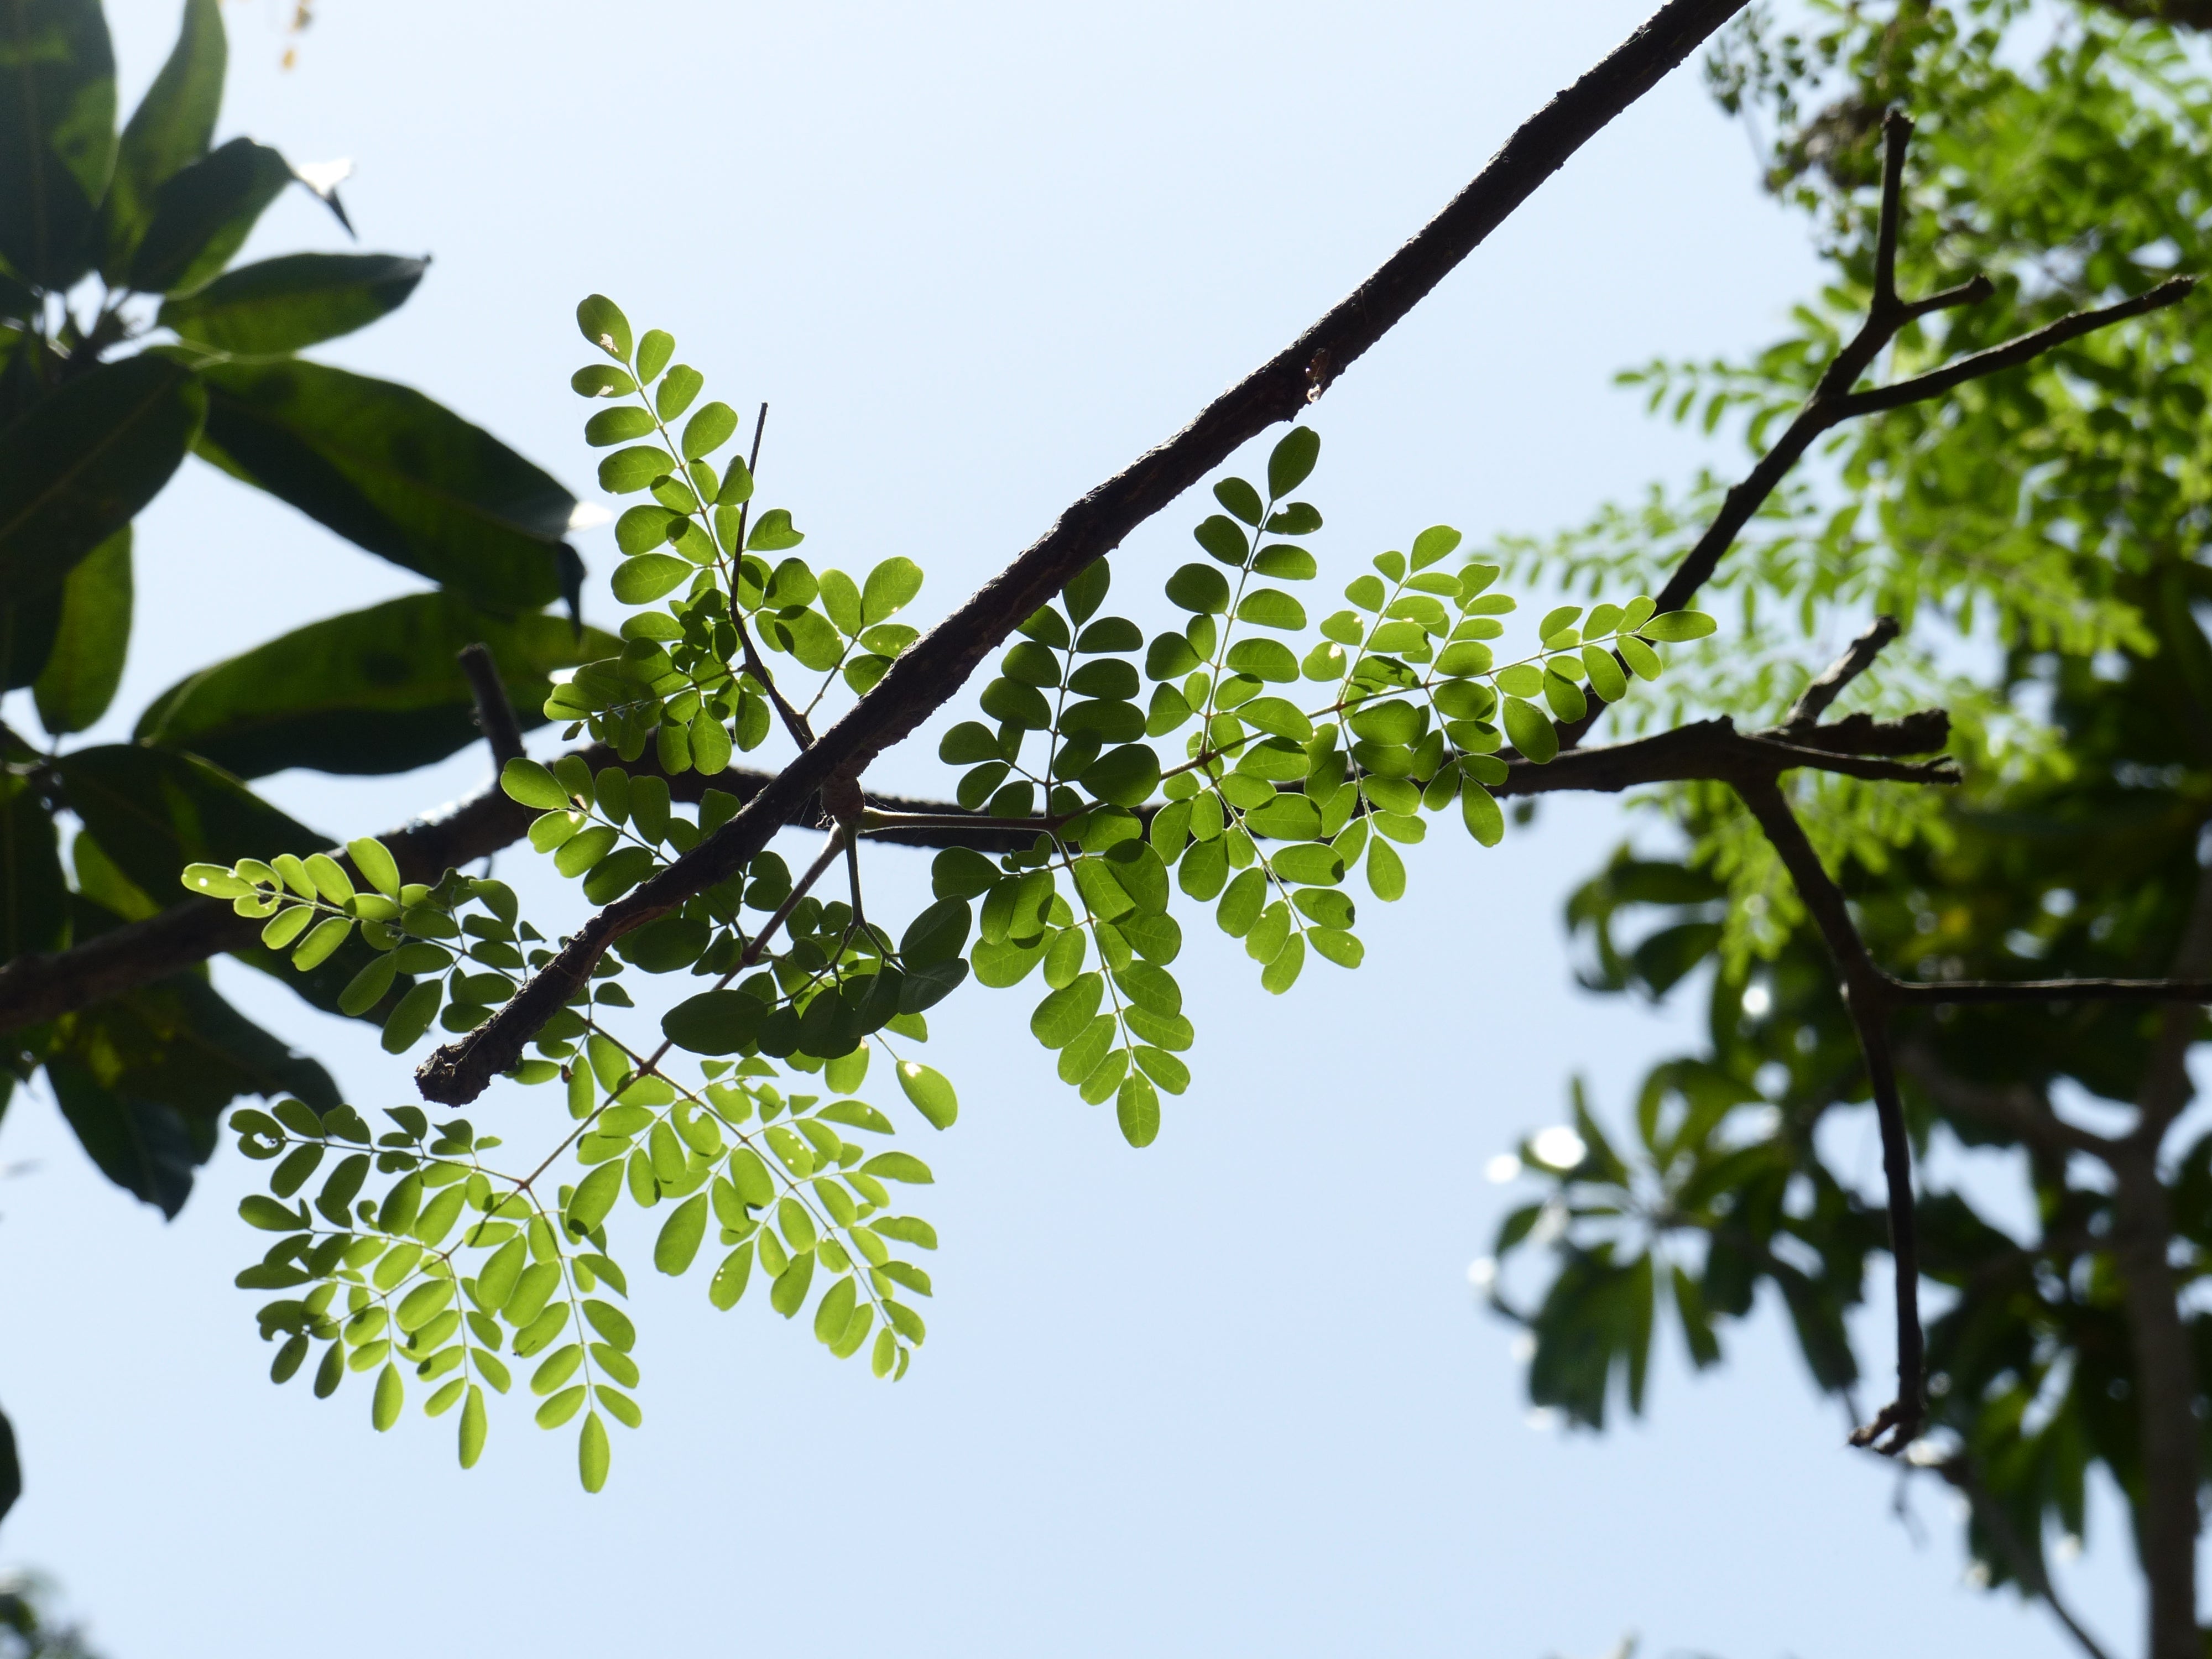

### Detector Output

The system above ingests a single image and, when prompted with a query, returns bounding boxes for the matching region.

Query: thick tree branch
[413,0,1759,1105]
[2107,861,2212,1659]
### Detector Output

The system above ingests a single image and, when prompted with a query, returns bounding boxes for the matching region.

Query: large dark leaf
[0,0,114,289]
[159,252,425,354]
[98,0,223,280]
[0,580,59,690]
[30,520,127,734]
[135,589,617,778]
[53,743,322,904]
[45,970,337,1217]
[123,136,290,296]
[47,1054,206,1216]
[0,353,203,601]
[196,359,580,608]
[0,773,65,960]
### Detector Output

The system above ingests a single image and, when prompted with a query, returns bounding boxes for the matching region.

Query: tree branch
[1537,109,2200,675]
[0,748,1044,1040]
[411,0,1760,1106]
[1892,1040,2115,1159]
[1734,775,1924,1452]
[1784,615,1900,729]
[2106,862,2212,1659]
[1833,276,2197,421]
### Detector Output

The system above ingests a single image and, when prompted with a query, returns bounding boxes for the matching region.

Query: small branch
[1785,615,1900,729]
[1489,714,1959,800]
[456,643,526,767]
[1735,776,1923,1452]
[1901,273,1996,322]
[1870,109,1911,315]
[629,829,846,1085]
[1833,277,2197,421]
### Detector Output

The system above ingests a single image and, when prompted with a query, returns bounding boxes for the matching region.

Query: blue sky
[0,2,2147,1654]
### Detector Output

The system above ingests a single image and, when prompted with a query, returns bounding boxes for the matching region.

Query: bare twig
[456,643,526,767]
[1834,276,2198,422]
[413,0,1761,1106]
[1735,776,1923,1452]
[1533,110,2196,738]
[1785,615,1900,729]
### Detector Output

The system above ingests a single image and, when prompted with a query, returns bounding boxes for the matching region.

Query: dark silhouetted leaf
[135,591,615,777]
[100,0,223,279]
[123,137,294,295]
[0,774,65,960]
[0,1403,17,1525]
[45,969,336,1215]
[195,359,578,607]
[0,0,114,288]
[31,522,129,734]
[53,743,322,901]
[159,252,426,353]
[0,354,202,602]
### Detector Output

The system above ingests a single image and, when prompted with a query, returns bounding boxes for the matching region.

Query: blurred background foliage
[1488,0,2212,1627]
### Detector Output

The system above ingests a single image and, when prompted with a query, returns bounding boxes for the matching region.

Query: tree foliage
[6,4,2211,1657]
[1483,4,2212,1652]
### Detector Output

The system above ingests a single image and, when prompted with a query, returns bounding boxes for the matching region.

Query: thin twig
[1785,615,1900,729]
[631,828,846,1083]
[1735,776,1923,1452]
